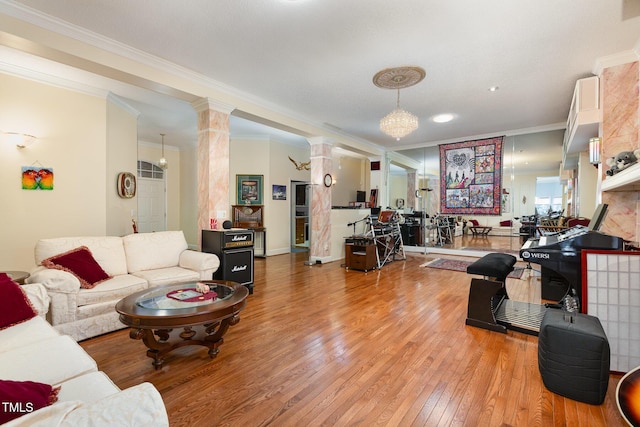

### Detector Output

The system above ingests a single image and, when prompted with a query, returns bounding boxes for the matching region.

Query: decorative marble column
[307,136,333,261]
[600,61,639,242]
[407,171,418,209]
[191,98,235,247]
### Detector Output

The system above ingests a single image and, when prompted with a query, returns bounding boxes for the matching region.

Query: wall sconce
[2,131,36,148]
[589,137,601,165]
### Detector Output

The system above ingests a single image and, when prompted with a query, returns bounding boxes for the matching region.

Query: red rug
[421,258,524,279]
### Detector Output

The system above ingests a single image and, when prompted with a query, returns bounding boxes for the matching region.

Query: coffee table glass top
[136,282,235,310]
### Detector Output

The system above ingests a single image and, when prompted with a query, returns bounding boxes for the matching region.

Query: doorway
[136,160,167,233]
[291,181,310,252]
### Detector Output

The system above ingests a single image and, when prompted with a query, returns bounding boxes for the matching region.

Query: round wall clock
[324,173,333,187]
[117,172,136,198]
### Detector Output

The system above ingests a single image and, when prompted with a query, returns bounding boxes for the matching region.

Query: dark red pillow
[0,273,37,330]
[0,380,60,423]
[469,219,480,227]
[41,246,111,289]
[499,220,512,226]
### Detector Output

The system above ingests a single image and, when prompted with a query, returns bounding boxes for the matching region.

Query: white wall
[577,151,598,218]
[0,73,107,270]
[137,140,183,233]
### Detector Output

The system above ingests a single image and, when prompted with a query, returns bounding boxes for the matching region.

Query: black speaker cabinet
[215,248,254,291]
[202,229,254,293]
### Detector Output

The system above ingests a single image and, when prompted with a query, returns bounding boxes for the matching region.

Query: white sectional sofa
[27,231,220,341]
[0,283,168,426]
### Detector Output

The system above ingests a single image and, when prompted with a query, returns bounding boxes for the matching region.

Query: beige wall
[106,97,138,237]
[180,146,199,247]
[230,138,311,255]
[0,73,107,270]
[389,173,408,209]
[331,155,369,206]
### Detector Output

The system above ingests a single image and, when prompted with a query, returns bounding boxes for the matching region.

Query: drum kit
[345,210,406,269]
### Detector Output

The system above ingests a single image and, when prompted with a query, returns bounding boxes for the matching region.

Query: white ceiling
[3,0,640,173]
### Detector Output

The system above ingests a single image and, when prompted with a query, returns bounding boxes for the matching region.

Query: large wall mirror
[389,129,566,253]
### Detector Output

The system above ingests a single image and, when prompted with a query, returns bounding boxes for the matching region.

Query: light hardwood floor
[80,235,626,426]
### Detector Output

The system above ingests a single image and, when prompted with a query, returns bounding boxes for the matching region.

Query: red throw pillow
[499,220,512,227]
[41,246,111,289]
[0,380,60,424]
[469,219,480,227]
[0,273,37,330]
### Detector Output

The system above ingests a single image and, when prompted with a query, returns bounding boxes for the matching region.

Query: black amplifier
[202,229,253,251]
[201,229,255,293]
[220,230,254,248]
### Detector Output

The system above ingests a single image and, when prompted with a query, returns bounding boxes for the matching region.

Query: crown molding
[0,50,109,98]
[593,48,640,76]
[393,122,566,152]
[0,0,384,154]
[107,92,140,117]
[191,97,235,114]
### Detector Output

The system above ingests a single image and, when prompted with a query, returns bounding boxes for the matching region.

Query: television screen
[588,203,608,231]
[356,190,366,202]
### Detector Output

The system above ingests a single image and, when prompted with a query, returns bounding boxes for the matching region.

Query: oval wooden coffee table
[116,280,248,369]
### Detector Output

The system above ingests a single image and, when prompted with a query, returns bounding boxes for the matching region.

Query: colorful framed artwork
[272,184,286,200]
[22,166,54,190]
[439,136,503,215]
[236,175,263,205]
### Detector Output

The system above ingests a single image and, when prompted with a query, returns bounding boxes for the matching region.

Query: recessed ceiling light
[488,86,499,92]
[432,113,455,123]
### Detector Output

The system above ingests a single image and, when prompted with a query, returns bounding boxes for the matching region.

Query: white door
[137,160,167,233]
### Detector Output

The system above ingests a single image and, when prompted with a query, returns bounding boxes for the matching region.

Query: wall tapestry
[439,136,503,215]
[22,166,54,190]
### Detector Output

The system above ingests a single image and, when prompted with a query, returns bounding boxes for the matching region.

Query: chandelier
[159,133,169,170]
[379,89,419,140]
[373,66,425,141]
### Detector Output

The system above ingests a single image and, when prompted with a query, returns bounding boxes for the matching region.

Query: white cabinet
[562,77,600,169]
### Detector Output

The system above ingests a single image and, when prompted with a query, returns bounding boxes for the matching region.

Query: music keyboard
[520,225,624,301]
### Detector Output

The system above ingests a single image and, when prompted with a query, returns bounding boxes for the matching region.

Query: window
[137,161,165,179]
[534,177,563,215]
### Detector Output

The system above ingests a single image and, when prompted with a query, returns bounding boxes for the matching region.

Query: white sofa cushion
[56,371,120,404]
[132,266,200,287]
[34,236,128,277]
[59,382,169,427]
[0,317,59,354]
[123,230,188,273]
[0,336,96,385]
[4,383,168,427]
[75,274,148,307]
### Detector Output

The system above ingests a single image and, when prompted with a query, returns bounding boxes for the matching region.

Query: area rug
[420,258,524,279]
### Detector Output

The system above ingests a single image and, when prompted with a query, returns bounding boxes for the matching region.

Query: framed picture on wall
[236,175,263,205]
[272,184,286,200]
